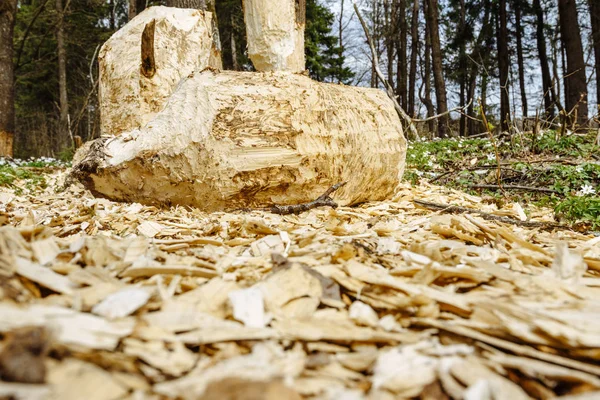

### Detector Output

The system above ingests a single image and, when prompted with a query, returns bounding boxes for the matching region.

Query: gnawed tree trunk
[0,0,17,157]
[98,7,220,136]
[72,71,406,211]
[167,0,222,69]
[167,0,206,7]
[243,0,306,72]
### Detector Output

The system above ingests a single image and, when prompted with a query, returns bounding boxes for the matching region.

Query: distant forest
[0,0,599,158]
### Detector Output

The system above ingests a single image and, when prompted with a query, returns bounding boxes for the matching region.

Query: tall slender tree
[497,0,510,131]
[422,0,435,132]
[408,0,419,117]
[533,0,556,118]
[0,0,17,157]
[396,0,407,109]
[589,0,600,112]
[426,0,449,137]
[558,0,588,125]
[166,0,207,8]
[128,0,147,20]
[56,0,70,145]
[514,0,527,118]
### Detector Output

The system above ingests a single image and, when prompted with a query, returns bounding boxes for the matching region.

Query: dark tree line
[0,0,599,157]
[363,0,599,137]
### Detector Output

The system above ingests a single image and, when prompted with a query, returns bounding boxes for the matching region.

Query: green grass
[0,157,69,193]
[404,129,600,229]
[555,196,600,229]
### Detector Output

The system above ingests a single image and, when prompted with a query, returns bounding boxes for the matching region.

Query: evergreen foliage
[305,0,353,83]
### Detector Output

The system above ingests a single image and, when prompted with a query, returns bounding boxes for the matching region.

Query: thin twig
[412,99,473,123]
[270,182,347,215]
[413,199,564,230]
[466,184,559,194]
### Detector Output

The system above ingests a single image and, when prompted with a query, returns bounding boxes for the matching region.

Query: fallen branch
[413,199,563,229]
[270,182,347,215]
[467,184,559,194]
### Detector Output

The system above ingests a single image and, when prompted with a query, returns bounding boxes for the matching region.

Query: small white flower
[415,170,424,177]
[486,153,495,161]
[575,165,584,173]
[578,184,596,196]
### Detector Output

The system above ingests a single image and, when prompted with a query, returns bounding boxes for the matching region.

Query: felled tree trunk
[99,6,221,137]
[72,70,406,212]
[243,0,305,72]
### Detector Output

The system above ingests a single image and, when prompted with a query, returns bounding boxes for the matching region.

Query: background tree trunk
[0,0,17,157]
[533,0,556,118]
[514,1,527,119]
[128,0,146,20]
[56,0,70,147]
[426,0,448,137]
[589,0,600,112]
[166,0,207,8]
[396,0,407,109]
[408,0,419,117]
[558,0,588,126]
[423,0,434,132]
[497,0,510,131]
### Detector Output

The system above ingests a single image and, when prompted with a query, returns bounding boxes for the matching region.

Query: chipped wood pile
[1,171,600,399]
[72,5,407,211]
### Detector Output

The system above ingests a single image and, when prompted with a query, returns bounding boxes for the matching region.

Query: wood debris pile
[1,172,600,399]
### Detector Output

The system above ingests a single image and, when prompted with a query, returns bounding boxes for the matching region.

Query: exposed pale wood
[98,6,220,136]
[73,70,406,211]
[243,0,305,72]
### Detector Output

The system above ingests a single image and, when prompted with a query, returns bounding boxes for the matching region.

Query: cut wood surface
[74,70,407,211]
[243,0,305,72]
[98,6,221,137]
[1,175,600,399]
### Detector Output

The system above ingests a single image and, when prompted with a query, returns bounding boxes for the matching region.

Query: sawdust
[0,170,599,399]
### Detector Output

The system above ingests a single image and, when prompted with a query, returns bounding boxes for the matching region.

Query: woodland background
[0,0,599,158]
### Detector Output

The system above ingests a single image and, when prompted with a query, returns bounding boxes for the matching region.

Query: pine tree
[305,0,353,83]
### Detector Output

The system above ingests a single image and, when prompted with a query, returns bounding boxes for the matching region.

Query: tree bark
[467,0,491,136]
[128,0,147,20]
[56,0,70,146]
[384,0,395,88]
[169,0,222,69]
[533,0,556,118]
[396,0,407,109]
[422,0,434,132]
[0,0,17,157]
[166,0,207,8]
[558,0,588,126]
[589,0,600,112]
[243,0,304,72]
[426,0,448,137]
[408,0,419,117]
[497,0,510,132]
[458,0,467,136]
[514,1,527,118]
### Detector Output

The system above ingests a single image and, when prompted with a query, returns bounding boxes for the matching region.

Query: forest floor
[0,130,599,399]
